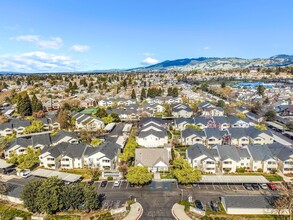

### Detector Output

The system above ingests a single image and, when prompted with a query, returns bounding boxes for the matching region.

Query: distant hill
[129,54,293,72]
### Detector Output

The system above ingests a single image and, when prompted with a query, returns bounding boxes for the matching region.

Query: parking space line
[176,181,179,189]
[104,181,108,189]
[112,182,114,189]
[220,185,223,190]
[119,181,122,189]
[98,182,101,189]
[198,184,201,190]
[126,181,129,189]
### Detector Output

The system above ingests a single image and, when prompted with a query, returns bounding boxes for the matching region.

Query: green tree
[119,136,138,162]
[31,94,43,112]
[96,107,108,118]
[84,185,99,212]
[87,168,101,181]
[110,112,120,122]
[7,147,40,169]
[102,115,114,124]
[264,109,277,121]
[131,89,136,99]
[17,92,32,116]
[217,100,225,108]
[185,124,202,131]
[57,109,71,129]
[140,88,146,101]
[36,177,64,214]
[257,84,265,97]
[61,183,84,211]
[21,178,44,213]
[90,138,103,147]
[24,120,43,134]
[173,157,201,184]
[126,166,152,185]
[221,81,226,88]
[0,134,16,149]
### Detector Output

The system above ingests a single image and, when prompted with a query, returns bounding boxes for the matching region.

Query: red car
[267,182,278,190]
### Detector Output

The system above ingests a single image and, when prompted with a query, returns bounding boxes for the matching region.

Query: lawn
[46,215,81,220]
[60,168,91,179]
[0,204,32,220]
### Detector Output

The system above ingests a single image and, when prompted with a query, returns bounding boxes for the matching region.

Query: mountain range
[1,54,293,74]
[129,54,293,72]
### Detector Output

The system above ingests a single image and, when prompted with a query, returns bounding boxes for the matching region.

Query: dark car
[243,183,253,190]
[210,201,219,212]
[3,168,16,175]
[87,179,94,185]
[252,183,260,190]
[100,181,107,187]
[195,200,204,210]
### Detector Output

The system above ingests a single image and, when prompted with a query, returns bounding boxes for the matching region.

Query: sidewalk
[277,171,292,183]
[172,203,192,220]
[123,202,143,220]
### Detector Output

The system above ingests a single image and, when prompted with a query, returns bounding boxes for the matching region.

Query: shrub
[236,167,245,173]
[107,176,113,181]
[178,200,190,212]
[257,168,263,173]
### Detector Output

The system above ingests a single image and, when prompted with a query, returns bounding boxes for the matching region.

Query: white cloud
[13,35,63,49]
[203,46,211,50]
[141,57,159,65]
[70,44,90,52]
[0,51,79,72]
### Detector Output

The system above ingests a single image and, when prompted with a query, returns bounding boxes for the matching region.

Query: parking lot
[97,180,178,191]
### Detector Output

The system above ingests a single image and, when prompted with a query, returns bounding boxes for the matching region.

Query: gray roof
[32,133,52,146]
[226,115,249,124]
[135,148,170,167]
[216,145,242,162]
[212,116,228,124]
[204,128,227,139]
[181,128,206,139]
[31,169,81,182]
[268,143,293,161]
[193,116,210,125]
[51,130,78,144]
[0,122,12,130]
[246,145,274,161]
[5,137,31,151]
[174,117,194,126]
[227,128,249,139]
[199,175,269,183]
[138,129,167,139]
[63,143,88,159]
[85,142,120,160]
[187,144,215,160]
[10,119,31,128]
[222,195,277,209]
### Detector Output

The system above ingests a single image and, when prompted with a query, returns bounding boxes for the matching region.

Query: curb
[136,203,143,220]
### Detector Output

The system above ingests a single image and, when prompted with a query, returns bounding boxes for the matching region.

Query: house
[172,103,193,118]
[174,118,194,131]
[51,130,79,145]
[0,119,31,136]
[193,117,210,129]
[186,144,217,174]
[227,116,250,128]
[135,148,171,172]
[136,123,168,148]
[246,112,263,123]
[39,142,89,169]
[247,127,274,145]
[181,128,206,145]
[245,145,278,173]
[226,128,250,146]
[268,143,293,174]
[204,128,226,146]
[4,138,31,159]
[215,145,251,173]
[73,113,105,131]
[212,116,230,130]
[201,106,224,117]
[79,97,97,108]
[84,142,120,171]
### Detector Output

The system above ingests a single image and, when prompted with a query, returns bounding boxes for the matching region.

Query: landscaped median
[123,202,143,220]
[172,203,192,220]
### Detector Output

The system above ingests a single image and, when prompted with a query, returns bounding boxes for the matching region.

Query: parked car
[100,181,107,187]
[267,182,278,191]
[252,183,260,190]
[210,200,219,212]
[259,183,268,190]
[113,180,120,187]
[195,200,204,210]
[3,167,16,175]
[243,183,253,190]
[88,179,94,185]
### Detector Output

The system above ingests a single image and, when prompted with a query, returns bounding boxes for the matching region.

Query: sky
[0,0,293,72]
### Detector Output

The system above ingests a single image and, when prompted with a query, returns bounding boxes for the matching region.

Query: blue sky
[0,0,292,72]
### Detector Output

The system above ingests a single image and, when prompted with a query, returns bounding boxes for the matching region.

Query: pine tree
[131,89,136,99]
[17,93,32,116]
[141,88,146,101]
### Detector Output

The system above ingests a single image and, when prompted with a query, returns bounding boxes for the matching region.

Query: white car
[113,180,120,187]
[260,183,268,190]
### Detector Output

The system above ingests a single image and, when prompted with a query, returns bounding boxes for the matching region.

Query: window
[223,161,232,165]
[102,159,110,163]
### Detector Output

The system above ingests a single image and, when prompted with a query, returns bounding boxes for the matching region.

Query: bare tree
[274,183,293,220]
